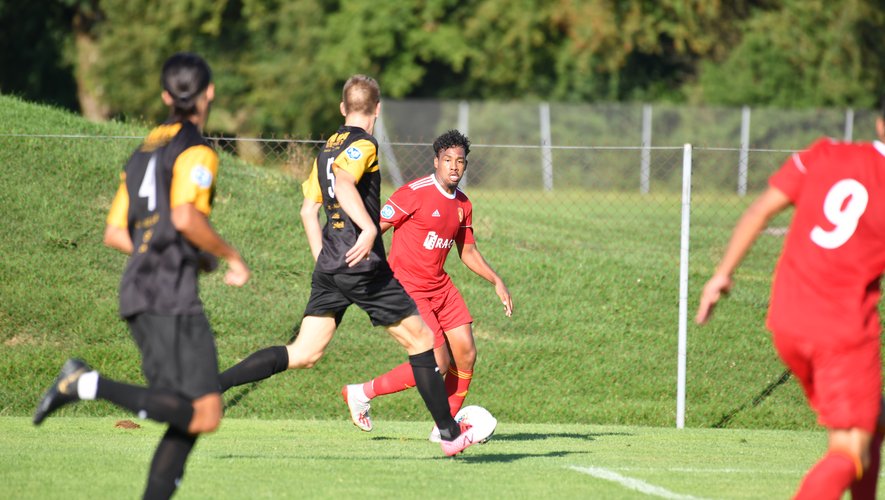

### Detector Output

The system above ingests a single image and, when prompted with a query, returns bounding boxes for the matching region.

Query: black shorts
[303,266,418,327]
[127,312,220,400]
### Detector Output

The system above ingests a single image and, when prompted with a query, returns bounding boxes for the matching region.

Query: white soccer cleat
[341,384,373,432]
[439,405,497,456]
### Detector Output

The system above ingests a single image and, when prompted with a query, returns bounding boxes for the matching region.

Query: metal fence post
[640,104,652,194]
[738,106,750,196]
[844,108,854,141]
[676,143,693,429]
[540,102,553,191]
[458,100,470,187]
[375,111,403,187]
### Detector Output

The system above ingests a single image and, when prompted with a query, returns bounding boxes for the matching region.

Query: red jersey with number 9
[381,175,474,298]
[767,138,885,345]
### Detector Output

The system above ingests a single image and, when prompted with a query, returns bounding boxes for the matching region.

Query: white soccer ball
[454,405,497,443]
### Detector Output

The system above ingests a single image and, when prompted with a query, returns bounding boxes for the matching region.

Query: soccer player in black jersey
[33,53,250,499]
[217,75,495,456]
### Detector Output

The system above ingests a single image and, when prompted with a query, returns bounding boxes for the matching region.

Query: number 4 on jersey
[810,179,868,249]
[138,154,158,212]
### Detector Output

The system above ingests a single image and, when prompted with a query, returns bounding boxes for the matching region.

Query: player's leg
[220,270,346,391]
[795,428,868,500]
[217,314,337,390]
[851,398,885,500]
[351,297,450,401]
[35,314,205,433]
[385,314,460,437]
[787,333,880,499]
[442,323,475,417]
[436,287,476,417]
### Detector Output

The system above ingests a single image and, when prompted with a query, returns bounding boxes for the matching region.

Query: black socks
[143,426,197,500]
[218,345,290,392]
[96,377,194,433]
[409,349,459,440]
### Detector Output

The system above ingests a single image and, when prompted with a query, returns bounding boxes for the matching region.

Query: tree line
[2,0,883,137]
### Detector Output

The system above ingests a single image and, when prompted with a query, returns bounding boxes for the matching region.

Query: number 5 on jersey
[810,179,869,249]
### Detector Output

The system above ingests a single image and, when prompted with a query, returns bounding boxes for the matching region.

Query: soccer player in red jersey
[342,129,513,441]
[696,106,885,499]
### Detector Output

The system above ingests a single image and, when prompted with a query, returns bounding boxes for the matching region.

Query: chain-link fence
[5,99,878,427]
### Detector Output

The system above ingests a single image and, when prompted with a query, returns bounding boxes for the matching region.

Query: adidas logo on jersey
[431,209,440,217]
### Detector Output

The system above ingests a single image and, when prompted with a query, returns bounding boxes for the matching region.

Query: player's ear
[877,117,885,141]
[161,90,174,107]
[204,83,215,103]
[340,101,347,117]
[374,101,380,118]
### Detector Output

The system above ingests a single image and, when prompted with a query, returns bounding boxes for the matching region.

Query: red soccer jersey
[381,175,474,298]
[766,138,885,345]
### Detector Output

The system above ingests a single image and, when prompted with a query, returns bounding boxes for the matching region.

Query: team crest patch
[191,165,213,188]
[345,146,362,161]
[381,204,395,219]
[458,207,464,222]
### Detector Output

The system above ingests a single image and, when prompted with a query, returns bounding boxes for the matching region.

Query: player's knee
[288,351,323,369]
[189,394,222,434]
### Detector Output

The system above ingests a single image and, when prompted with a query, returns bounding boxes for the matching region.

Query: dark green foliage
[3,0,883,136]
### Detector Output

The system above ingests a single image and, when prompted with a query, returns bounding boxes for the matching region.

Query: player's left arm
[458,241,513,317]
[171,145,249,287]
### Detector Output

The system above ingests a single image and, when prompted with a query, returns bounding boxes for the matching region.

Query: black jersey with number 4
[110,121,219,318]
[304,125,386,274]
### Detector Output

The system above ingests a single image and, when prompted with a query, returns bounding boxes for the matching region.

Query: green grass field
[2,416,828,499]
[0,95,865,497]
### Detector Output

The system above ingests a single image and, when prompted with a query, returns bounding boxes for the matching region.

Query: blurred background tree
[1,0,882,136]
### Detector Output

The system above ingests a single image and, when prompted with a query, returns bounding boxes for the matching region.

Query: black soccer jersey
[302,125,386,274]
[106,120,218,318]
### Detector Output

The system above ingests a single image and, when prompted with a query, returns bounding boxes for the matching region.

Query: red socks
[365,362,415,398]
[444,367,473,417]
[794,450,861,500]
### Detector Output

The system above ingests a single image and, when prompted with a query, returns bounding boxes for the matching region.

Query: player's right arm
[301,160,324,261]
[104,173,134,254]
[695,186,791,324]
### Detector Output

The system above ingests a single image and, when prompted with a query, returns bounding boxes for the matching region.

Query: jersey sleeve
[332,139,377,183]
[770,138,829,202]
[106,172,129,228]
[302,159,322,202]
[457,199,475,245]
[170,145,218,215]
[380,185,416,228]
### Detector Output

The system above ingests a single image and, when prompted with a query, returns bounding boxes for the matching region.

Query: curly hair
[432,129,470,157]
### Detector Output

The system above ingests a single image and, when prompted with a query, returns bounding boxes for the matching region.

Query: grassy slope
[0,95,816,430]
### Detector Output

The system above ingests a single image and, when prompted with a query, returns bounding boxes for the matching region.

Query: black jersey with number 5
[106,121,219,318]
[303,125,386,273]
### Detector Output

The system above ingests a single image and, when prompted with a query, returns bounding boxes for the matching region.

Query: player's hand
[224,256,250,287]
[197,251,219,273]
[345,226,377,267]
[495,280,513,317]
[695,273,732,325]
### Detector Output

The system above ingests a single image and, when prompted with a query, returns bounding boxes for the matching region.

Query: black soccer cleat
[33,358,90,425]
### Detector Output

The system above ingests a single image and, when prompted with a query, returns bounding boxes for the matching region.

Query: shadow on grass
[369,430,632,444]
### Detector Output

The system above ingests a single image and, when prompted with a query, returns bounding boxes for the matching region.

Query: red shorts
[772,330,881,433]
[411,286,473,349]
